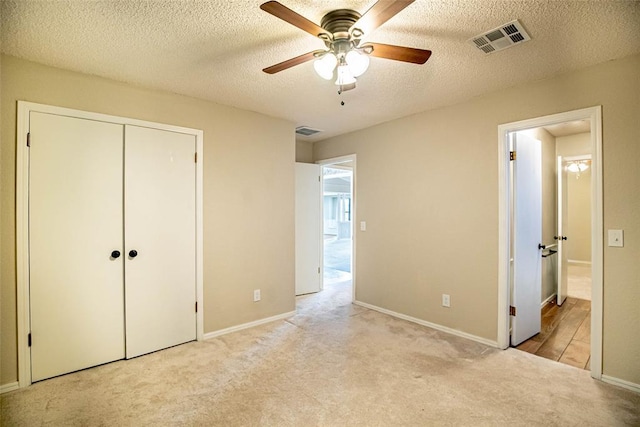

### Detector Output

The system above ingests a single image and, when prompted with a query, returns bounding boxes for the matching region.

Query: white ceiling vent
[470,20,531,55]
[295,126,323,137]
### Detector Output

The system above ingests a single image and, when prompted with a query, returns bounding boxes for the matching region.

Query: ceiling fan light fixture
[345,50,370,77]
[567,160,589,173]
[313,53,337,80]
[335,64,356,86]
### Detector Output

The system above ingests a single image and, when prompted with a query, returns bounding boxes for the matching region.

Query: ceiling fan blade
[263,50,322,74]
[260,1,327,38]
[364,42,432,64]
[350,0,414,36]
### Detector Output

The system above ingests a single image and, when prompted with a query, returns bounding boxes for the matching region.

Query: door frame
[497,106,603,379]
[316,154,356,301]
[16,101,205,388]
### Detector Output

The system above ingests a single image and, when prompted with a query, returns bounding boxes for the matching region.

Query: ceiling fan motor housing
[320,9,362,54]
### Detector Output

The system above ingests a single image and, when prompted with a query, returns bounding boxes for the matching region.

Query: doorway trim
[317,154,356,302]
[15,101,204,388]
[497,106,603,379]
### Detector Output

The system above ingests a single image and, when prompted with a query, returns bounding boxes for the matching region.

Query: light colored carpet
[2,281,638,426]
[568,264,592,301]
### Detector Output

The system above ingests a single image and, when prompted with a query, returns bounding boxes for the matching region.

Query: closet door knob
[111,250,121,259]
[129,250,138,258]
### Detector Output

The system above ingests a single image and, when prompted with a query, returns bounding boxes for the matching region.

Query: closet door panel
[124,126,197,358]
[29,112,125,381]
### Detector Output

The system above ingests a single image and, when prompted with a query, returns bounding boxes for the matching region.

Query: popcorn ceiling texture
[2,0,640,141]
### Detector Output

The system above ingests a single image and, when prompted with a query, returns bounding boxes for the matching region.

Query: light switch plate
[608,229,624,247]
[360,221,366,231]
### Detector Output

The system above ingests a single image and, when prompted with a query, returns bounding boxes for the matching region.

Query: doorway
[318,155,356,301]
[513,129,593,369]
[497,107,603,379]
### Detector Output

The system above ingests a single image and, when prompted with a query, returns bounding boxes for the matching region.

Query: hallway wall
[557,133,592,263]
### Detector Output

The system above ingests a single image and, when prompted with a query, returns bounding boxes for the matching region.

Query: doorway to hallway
[497,106,603,379]
[322,163,353,287]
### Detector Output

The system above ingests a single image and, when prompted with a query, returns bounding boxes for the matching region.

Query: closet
[26,107,200,382]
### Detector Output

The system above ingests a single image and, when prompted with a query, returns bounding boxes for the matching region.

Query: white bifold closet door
[30,112,126,382]
[29,113,196,381]
[124,126,196,358]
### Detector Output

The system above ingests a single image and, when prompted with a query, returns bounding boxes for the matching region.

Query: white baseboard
[0,381,19,394]
[601,375,640,394]
[353,300,498,348]
[541,293,557,308]
[203,311,296,340]
[568,260,592,265]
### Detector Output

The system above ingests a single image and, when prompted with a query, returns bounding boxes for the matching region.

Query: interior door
[295,163,321,295]
[124,126,197,358]
[556,156,569,305]
[29,112,125,381]
[511,132,543,346]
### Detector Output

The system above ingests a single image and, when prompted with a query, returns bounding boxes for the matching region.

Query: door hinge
[28,333,32,347]
[194,152,197,163]
[509,306,516,316]
[318,176,321,182]
[195,302,198,313]
[318,267,320,274]
[27,132,31,147]
[510,151,516,161]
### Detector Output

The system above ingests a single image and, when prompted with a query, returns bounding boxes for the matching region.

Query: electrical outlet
[442,294,451,308]
[253,289,261,302]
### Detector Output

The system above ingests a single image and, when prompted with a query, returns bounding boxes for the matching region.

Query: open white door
[556,156,569,305]
[511,132,543,346]
[295,163,321,295]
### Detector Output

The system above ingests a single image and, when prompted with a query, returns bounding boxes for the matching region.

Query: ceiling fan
[260,0,432,91]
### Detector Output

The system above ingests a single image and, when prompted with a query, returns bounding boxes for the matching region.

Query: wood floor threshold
[515,297,591,370]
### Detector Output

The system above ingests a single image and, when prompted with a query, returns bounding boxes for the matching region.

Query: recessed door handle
[129,250,138,258]
[110,250,121,259]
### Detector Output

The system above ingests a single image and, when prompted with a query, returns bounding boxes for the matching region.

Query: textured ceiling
[2,1,640,142]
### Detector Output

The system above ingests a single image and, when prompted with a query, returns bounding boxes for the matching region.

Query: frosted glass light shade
[567,161,589,173]
[335,64,356,86]
[345,50,370,77]
[314,53,337,80]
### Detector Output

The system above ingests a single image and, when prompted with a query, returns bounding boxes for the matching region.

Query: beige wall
[314,54,640,385]
[1,56,296,385]
[557,133,592,262]
[295,140,314,163]
[557,132,591,157]
[567,169,591,262]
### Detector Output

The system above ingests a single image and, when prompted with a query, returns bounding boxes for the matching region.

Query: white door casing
[511,132,542,346]
[29,112,126,381]
[295,163,321,296]
[124,126,197,358]
[556,156,569,306]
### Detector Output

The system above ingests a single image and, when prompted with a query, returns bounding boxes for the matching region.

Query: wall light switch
[608,229,624,247]
[360,221,366,231]
[253,289,261,302]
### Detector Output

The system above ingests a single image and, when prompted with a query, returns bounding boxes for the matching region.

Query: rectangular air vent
[295,126,322,137]
[469,20,531,55]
